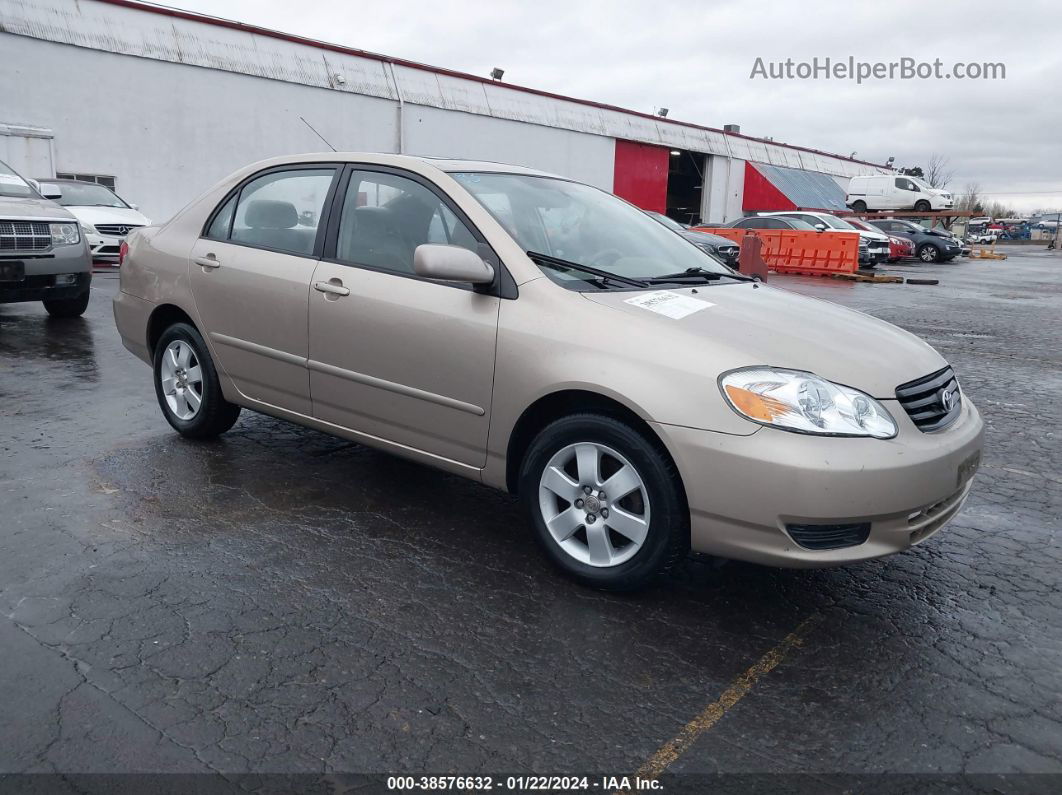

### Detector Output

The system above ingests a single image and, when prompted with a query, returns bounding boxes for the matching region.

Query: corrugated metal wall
[0,0,889,221]
[0,0,889,180]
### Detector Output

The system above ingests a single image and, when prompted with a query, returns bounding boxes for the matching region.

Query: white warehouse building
[0,0,889,225]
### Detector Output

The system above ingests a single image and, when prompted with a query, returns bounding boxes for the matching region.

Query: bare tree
[956,182,982,213]
[925,154,955,189]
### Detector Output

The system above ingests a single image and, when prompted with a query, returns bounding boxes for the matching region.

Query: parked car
[644,211,739,267]
[968,230,998,244]
[726,215,818,231]
[114,153,983,590]
[726,213,871,267]
[761,211,891,267]
[39,178,151,265]
[845,217,913,262]
[0,158,92,317]
[846,175,953,213]
[868,219,963,262]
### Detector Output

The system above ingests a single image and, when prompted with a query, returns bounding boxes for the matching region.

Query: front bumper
[0,244,92,303]
[0,271,91,303]
[654,397,983,567]
[86,232,124,263]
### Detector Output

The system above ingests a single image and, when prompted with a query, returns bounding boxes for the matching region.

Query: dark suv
[869,219,962,263]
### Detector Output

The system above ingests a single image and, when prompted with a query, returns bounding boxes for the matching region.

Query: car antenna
[299,116,337,152]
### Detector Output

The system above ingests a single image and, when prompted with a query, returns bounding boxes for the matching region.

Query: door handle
[314,280,350,297]
[194,255,221,269]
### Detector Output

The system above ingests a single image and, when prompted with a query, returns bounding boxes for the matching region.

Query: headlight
[80,221,96,235]
[49,223,81,246]
[720,367,897,439]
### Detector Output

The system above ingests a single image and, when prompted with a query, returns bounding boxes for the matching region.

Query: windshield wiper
[643,267,753,284]
[526,251,649,288]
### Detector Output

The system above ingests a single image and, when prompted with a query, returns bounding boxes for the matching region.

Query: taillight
[118,240,129,267]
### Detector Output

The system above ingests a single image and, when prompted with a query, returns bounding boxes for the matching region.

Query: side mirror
[129,203,139,211]
[414,244,495,285]
[814,223,827,232]
[39,182,63,199]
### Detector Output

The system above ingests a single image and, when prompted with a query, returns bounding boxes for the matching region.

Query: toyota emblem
[940,388,953,412]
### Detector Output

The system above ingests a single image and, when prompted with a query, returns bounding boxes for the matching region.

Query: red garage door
[613,140,669,213]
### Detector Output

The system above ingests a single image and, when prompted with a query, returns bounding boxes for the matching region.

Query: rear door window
[227,168,336,256]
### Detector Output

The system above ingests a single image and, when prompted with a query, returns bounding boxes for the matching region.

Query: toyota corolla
[113,154,983,590]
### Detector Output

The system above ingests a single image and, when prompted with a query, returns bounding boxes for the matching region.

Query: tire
[917,243,942,263]
[851,200,867,213]
[153,322,241,439]
[518,413,689,591]
[914,200,931,212]
[43,290,90,318]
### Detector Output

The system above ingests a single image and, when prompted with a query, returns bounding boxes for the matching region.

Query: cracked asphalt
[1,250,1060,792]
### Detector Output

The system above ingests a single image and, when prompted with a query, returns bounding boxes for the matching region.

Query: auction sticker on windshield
[624,290,714,320]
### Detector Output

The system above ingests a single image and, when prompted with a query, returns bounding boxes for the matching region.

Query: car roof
[760,211,833,218]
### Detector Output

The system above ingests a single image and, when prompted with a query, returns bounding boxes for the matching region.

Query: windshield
[449,172,731,285]
[0,160,38,199]
[53,182,128,208]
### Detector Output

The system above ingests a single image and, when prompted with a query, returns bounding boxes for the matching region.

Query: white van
[846,175,953,213]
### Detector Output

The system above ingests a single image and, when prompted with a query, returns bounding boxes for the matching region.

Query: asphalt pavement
[1,251,1059,793]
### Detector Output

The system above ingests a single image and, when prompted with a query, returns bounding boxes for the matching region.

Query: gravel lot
[1,250,1059,793]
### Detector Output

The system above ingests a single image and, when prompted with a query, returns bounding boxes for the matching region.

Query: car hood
[684,230,736,247]
[855,229,890,243]
[583,283,947,399]
[65,205,152,226]
[0,196,76,221]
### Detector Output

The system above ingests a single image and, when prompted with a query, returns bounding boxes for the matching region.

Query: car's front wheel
[917,243,942,262]
[914,200,931,212]
[153,322,241,438]
[519,413,689,591]
[43,290,90,318]
[850,200,867,213]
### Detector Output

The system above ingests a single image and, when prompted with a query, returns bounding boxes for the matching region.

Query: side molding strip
[307,359,485,416]
[209,333,484,416]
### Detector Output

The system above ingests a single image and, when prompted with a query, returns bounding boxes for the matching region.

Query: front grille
[786,522,871,550]
[0,220,51,252]
[895,366,962,432]
[95,223,142,237]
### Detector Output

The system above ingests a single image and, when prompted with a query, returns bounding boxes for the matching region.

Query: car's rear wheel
[519,413,688,591]
[43,290,90,318]
[917,243,942,262]
[153,322,241,438]
[914,200,931,212]
[850,200,867,213]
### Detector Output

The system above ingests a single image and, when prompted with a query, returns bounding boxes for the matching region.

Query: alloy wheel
[538,442,651,567]
[159,339,204,420]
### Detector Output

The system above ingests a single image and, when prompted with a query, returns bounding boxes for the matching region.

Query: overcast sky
[174,0,1060,213]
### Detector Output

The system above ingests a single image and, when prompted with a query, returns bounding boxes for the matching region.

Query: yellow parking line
[630,613,820,783]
